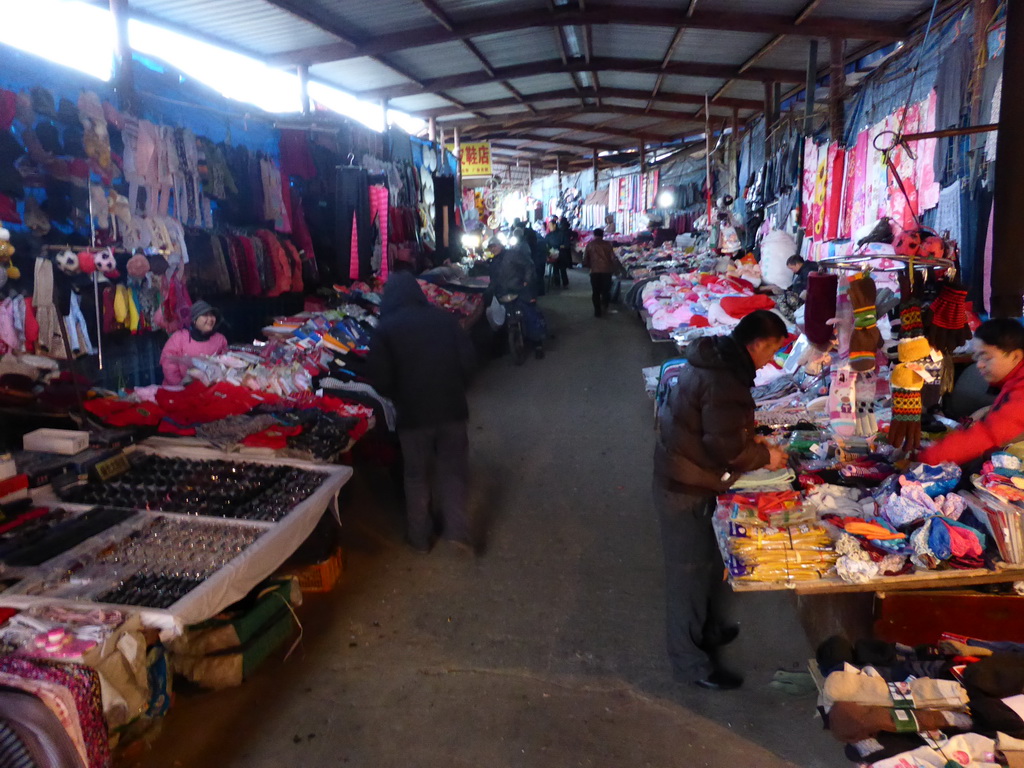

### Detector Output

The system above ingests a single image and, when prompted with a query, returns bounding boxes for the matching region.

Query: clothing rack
[816,251,957,275]
[40,244,131,372]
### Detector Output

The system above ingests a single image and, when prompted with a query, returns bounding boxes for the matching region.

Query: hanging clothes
[336,166,372,282]
[369,184,389,280]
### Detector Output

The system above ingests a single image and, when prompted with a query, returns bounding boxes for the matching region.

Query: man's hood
[685,335,756,385]
[380,272,429,315]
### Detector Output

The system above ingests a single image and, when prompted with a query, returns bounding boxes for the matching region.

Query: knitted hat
[898,336,932,363]
[926,281,972,352]
[891,363,925,391]
[190,300,218,323]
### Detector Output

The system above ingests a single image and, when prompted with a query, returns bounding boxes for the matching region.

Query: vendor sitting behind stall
[159,300,228,386]
[786,255,818,300]
[918,319,1024,466]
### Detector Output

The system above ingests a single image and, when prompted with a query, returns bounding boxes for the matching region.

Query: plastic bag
[485,296,505,330]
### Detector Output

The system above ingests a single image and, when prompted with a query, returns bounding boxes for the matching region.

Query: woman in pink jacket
[159,300,228,385]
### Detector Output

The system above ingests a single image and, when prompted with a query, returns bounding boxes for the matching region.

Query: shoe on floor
[693,668,744,691]
[535,346,545,359]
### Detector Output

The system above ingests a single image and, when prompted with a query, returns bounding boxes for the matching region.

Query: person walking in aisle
[368,272,477,553]
[582,228,623,317]
[545,217,574,289]
[653,310,789,690]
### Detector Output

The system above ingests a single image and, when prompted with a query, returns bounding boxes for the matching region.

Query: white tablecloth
[1,445,352,638]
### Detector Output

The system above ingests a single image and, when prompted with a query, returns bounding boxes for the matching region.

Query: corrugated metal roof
[298,0,437,37]
[311,58,411,93]
[388,93,456,111]
[591,25,677,61]
[444,83,519,102]
[671,29,771,66]
[596,71,658,92]
[813,0,931,23]
[480,105,535,117]
[128,0,340,56]
[700,0,808,13]
[441,0,550,20]
[757,37,829,72]
[385,42,482,80]
[563,112,621,125]
[722,80,770,102]
[506,73,579,95]
[601,96,652,109]
[658,76,731,96]
[610,115,674,130]
[472,29,556,69]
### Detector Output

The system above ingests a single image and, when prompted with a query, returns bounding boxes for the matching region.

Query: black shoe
[693,668,744,691]
[699,625,739,651]
[535,346,545,359]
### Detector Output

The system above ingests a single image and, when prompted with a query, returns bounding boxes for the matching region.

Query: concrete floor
[131,272,859,768]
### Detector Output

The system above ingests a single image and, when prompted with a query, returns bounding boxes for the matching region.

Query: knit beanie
[926,281,972,352]
[190,300,217,324]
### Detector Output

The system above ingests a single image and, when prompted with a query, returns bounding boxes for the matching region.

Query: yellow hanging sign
[448,141,492,177]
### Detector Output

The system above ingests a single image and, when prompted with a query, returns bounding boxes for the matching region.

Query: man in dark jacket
[653,310,789,690]
[368,273,477,552]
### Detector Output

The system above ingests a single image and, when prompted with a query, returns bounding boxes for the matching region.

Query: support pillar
[991,0,1024,316]
[639,138,646,176]
[298,65,310,116]
[829,37,845,143]
[592,152,599,190]
[381,98,389,131]
[109,0,136,114]
[805,38,818,135]
[556,155,562,195]
[428,117,437,142]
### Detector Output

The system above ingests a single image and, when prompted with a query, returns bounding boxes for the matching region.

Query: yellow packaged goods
[722,521,837,583]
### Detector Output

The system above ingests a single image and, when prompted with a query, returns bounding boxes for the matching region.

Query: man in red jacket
[919,319,1024,465]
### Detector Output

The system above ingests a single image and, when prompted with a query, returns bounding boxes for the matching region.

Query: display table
[0,445,352,637]
[730,563,1024,594]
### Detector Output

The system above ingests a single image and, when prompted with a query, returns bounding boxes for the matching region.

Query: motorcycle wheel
[509,317,527,366]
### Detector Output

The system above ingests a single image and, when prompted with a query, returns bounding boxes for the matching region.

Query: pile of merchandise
[712,449,1013,588]
[84,380,372,457]
[815,634,1024,767]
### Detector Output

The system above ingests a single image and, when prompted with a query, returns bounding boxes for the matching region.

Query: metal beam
[419,87,761,117]
[469,120,690,142]
[449,106,713,131]
[268,5,906,66]
[828,36,845,142]
[360,57,805,101]
[647,26,686,111]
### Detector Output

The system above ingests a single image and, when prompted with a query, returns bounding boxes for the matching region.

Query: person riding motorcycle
[489,233,547,358]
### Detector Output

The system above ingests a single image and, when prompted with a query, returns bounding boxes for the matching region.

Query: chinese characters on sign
[448,141,492,177]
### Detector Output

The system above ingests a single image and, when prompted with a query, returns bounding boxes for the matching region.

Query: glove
[888,388,923,451]
[848,273,882,372]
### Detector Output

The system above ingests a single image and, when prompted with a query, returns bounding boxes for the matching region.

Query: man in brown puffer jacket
[653,309,789,691]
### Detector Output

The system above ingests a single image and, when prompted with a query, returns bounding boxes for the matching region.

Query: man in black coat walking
[653,310,789,690]
[368,273,477,552]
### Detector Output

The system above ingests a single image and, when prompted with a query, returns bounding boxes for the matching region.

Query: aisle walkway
[137,272,840,768]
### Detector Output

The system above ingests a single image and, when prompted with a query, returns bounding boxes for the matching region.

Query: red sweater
[918,360,1024,465]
